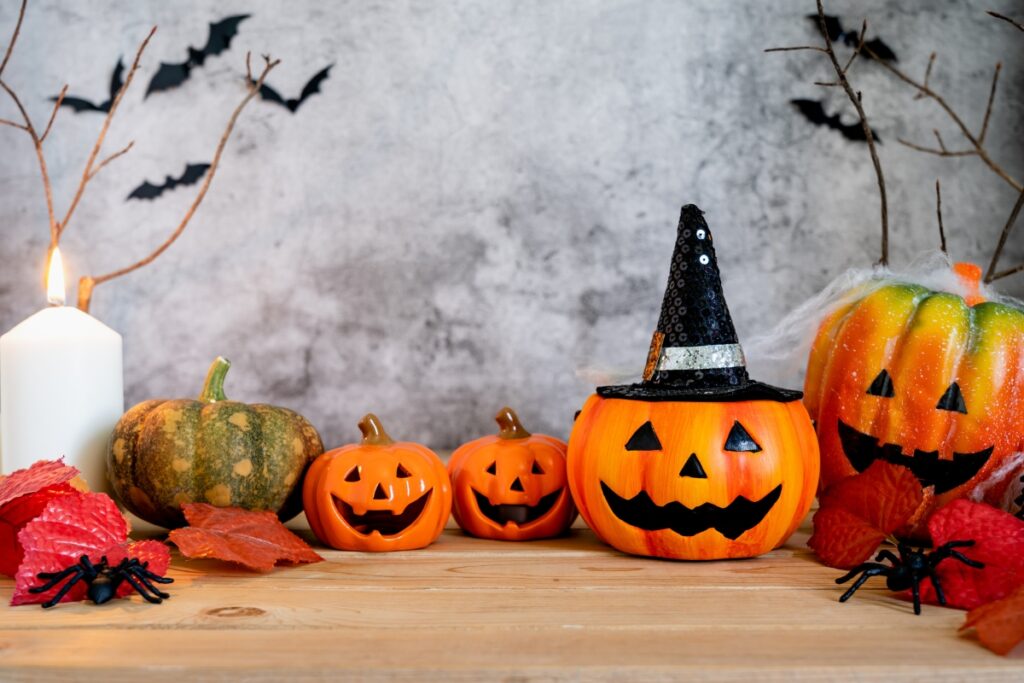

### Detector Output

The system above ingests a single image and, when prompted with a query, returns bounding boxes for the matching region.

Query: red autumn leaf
[961,585,1024,656]
[11,492,170,606]
[808,461,922,569]
[0,459,79,508]
[912,500,1024,610]
[0,482,80,577]
[168,503,322,572]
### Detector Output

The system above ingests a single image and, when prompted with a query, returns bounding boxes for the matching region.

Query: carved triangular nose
[373,483,388,500]
[679,454,707,479]
[510,477,524,492]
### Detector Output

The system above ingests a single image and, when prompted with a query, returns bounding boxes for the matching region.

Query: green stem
[199,357,231,403]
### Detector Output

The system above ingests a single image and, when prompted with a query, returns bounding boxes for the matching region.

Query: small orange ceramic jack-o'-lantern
[568,205,819,560]
[449,407,577,540]
[303,414,452,551]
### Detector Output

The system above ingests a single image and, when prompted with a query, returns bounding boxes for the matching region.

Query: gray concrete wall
[1,0,1022,448]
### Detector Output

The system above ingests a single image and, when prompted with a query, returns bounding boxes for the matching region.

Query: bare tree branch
[897,138,975,157]
[0,0,26,80]
[985,188,1024,283]
[40,83,67,142]
[78,54,281,312]
[978,62,1001,144]
[764,45,829,54]
[987,10,1024,33]
[0,79,57,244]
[58,26,156,244]
[935,180,947,255]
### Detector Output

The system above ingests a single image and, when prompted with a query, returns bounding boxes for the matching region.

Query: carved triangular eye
[936,382,967,414]
[344,466,361,482]
[625,421,662,451]
[724,421,761,453]
[867,369,895,398]
[531,461,545,475]
[396,464,412,478]
[486,461,497,475]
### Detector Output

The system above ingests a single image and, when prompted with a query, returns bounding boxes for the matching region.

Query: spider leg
[874,549,899,565]
[911,577,922,615]
[838,567,890,603]
[930,571,947,607]
[126,566,171,599]
[835,562,889,585]
[121,572,165,604]
[39,570,86,609]
[135,565,174,585]
[947,549,984,569]
[29,565,80,592]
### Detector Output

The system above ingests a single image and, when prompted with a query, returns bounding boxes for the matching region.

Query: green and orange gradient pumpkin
[805,263,1024,537]
[568,205,819,560]
[449,407,576,540]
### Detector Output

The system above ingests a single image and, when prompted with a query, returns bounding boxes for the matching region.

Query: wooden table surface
[1,516,1021,682]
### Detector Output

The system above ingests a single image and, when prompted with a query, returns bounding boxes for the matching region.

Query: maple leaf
[168,504,323,572]
[0,483,80,577]
[912,500,1024,610]
[808,461,922,569]
[961,585,1024,656]
[12,492,171,606]
[0,459,79,508]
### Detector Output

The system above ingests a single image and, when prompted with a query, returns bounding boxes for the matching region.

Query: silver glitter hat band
[655,343,746,372]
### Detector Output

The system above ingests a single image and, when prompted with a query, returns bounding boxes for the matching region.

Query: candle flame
[47,246,66,306]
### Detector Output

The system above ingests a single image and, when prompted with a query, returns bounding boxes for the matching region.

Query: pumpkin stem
[359,414,394,446]
[199,357,231,403]
[953,262,985,306]
[495,406,531,440]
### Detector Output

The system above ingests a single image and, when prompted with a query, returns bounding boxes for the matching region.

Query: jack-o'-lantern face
[805,268,1024,538]
[303,414,452,552]
[568,397,819,560]
[449,408,576,540]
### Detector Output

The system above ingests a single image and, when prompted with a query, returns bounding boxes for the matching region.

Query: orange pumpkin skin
[303,415,452,552]
[449,407,577,541]
[568,396,818,560]
[804,266,1024,537]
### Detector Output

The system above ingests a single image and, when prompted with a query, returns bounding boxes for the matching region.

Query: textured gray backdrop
[1,0,1022,448]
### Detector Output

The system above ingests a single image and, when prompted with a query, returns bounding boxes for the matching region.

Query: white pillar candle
[0,247,123,492]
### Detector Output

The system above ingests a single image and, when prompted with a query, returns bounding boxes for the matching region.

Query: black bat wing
[864,37,897,62]
[296,65,333,107]
[54,95,105,113]
[256,81,288,107]
[108,57,125,102]
[202,15,250,57]
[807,14,844,41]
[791,98,829,126]
[126,163,210,201]
[146,61,190,96]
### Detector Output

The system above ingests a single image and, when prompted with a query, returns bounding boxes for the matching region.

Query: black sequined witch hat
[598,204,802,403]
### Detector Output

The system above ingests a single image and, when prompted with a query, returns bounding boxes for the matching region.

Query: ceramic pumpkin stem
[359,414,394,446]
[198,357,231,403]
[953,262,986,306]
[495,407,531,440]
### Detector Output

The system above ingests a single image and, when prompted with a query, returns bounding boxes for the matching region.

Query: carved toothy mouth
[837,420,993,495]
[600,481,782,540]
[471,488,564,526]
[333,489,432,536]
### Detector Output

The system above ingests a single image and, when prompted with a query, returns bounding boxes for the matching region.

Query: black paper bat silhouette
[127,163,210,201]
[145,15,250,97]
[255,64,333,113]
[808,14,898,62]
[52,58,123,113]
[790,99,882,144]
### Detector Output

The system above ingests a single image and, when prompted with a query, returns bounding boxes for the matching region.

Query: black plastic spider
[29,555,173,609]
[835,540,984,615]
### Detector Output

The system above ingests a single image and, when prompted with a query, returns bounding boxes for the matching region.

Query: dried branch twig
[77,54,281,312]
[57,26,156,245]
[766,0,889,265]
[0,0,26,80]
[987,11,1024,33]
[986,188,1024,283]
[935,180,946,255]
[0,80,58,244]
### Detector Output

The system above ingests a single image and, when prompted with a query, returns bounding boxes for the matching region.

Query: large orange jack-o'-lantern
[805,263,1024,538]
[449,407,577,540]
[303,414,452,551]
[568,205,819,560]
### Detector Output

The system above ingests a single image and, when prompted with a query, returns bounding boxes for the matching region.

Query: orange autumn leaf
[961,585,1024,656]
[168,504,323,572]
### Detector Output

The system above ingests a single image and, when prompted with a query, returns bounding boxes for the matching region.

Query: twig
[897,138,975,157]
[767,1,889,265]
[978,62,1001,144]
[40,83,67,142]
[77,54,280,312]
[914,53,936,100]
[0,0,26,80]
[985,188,1024,283]
[987,10,1024,32]
[935,180,947,255]
[57,26,155,245]
[0,79,57,244]
[863,45,1020,193]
